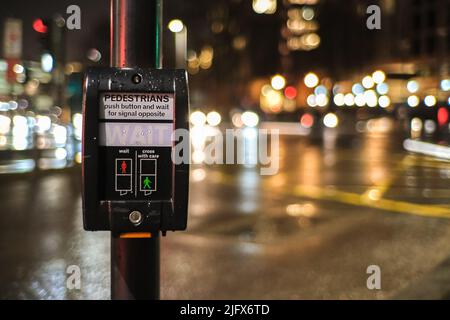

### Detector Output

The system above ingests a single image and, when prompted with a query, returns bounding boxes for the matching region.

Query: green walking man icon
[143,176,152,189]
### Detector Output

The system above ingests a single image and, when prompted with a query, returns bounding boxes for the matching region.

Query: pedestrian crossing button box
[82,67,189,235]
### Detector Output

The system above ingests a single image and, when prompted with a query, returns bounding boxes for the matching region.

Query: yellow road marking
[293,185,450,219]
[201,149,450,219]
[207,167,450,220]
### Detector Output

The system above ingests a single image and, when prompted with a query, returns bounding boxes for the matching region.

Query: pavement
[2,128,450,299]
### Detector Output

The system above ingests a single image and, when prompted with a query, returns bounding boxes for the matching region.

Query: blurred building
[322,0,448,79]
[393,0,448,76]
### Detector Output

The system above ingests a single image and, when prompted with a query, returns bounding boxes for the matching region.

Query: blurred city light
[316,94,328,107]
[192,168,206,182]
[354,93,365,107]
[54,147,68,160]
[87,49,102,63]
[13,115,27,128]
[32,18,47,33]
[307,94,317,107]
[187,50,200,74]
[303,33,320,49]
[252,0,277,14]
[344,93,355,106]
[41,53,54,72]
[424,95,437,107]
[304,72,319,88]
[438,107,448,126]
[206,111,222,127]
[261,88,283,113]
[231,112,244,128]
[404,139,450,159]
[424,120,436,134]
[0,102,9,112]
[300,113,314,128]
[168,19,184,33]
[314,85,327,96]
[211,21,224,34]
[441,79,450,91]
[190,111,207,127]
[367,189,381,201]
[285,0,320,51]
[12,115,28,137]
[13,64,24,74]
[52,125,67,144]
[407,80,419,93]
[364,90,378,107]
[323,113,338,128]
[378,95,390,108]
[199,46,214,70]
[271,74,286,90]
[376,83,389,95]
[12,136,28,150]
[0,135,7,146]
[372,70,386,84]
[9,101,18,110]
[407,95,420,107]
[0,115,11,134]
[333,93,345,106]
[286,202,316,217]
[232,36,247,50]
[25,80,39,95]
[284,86,297,99]
[332,84,341,95]
[302,7,315,21]
[352,83,364,95]
[261,84,272,97]
[362,75,375,89]
[36,115,52,132]
[72,113,82,129]
[411,117,423,132]
[241,111,259,127]
[75,152,82,164]
[365,118,393,134]
[287,15,317,34]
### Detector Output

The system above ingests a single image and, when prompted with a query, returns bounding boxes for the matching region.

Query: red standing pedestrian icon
[121,161,127,174]
[115,158,132,196]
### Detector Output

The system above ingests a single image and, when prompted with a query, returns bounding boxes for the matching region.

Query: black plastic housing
[82,67,189,235]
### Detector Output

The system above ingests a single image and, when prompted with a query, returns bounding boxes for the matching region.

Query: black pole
[110,0,162,300]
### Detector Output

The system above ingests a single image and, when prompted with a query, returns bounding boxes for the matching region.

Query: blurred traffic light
[32,16,66,73]
[33,18,51,54]
[438,107,448,127]
[32,19,48,34]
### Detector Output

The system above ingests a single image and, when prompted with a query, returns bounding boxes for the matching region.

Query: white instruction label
[99,92,174,120]
[99,122,173,147]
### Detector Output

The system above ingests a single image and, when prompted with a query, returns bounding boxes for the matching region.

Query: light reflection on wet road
[2,130,450,299]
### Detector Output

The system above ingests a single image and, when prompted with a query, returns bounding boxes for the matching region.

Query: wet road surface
[2,129,450,299]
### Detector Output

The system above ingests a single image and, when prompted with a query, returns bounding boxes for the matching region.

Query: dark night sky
[0,0,109,61]
[0,0,391,80]
[0,0,230,64]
